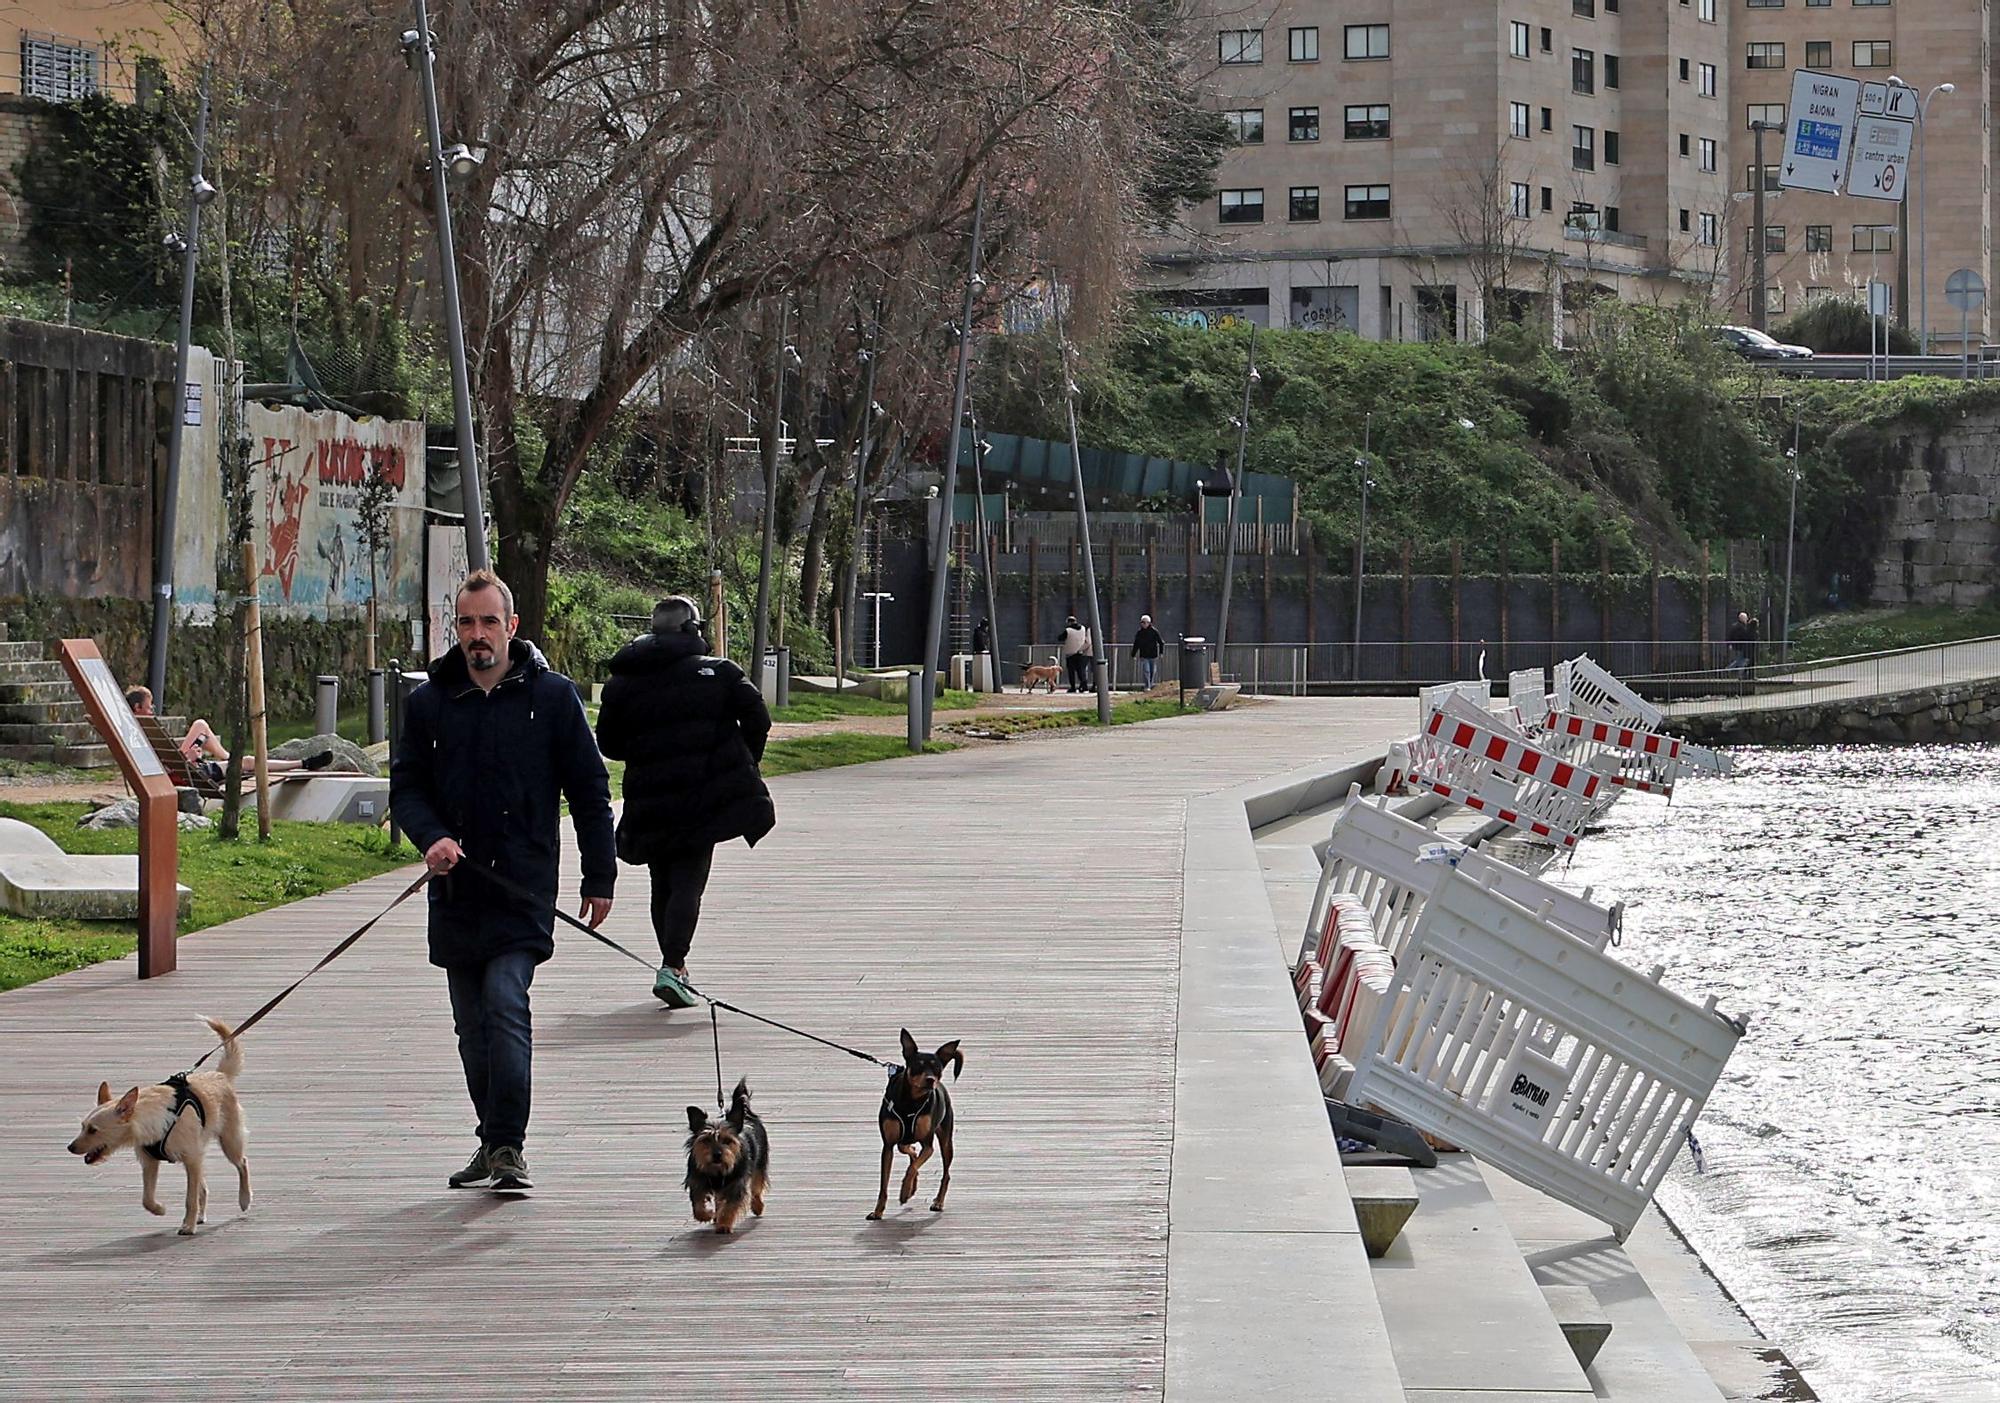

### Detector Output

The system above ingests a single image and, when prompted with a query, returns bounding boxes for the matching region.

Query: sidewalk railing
[1634,634,2000,713]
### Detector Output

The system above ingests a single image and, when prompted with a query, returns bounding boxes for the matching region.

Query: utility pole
[1213,324,1258,661]
[838,310,881,694]
[919,183,986,741]
[1052,299,1112,724]
[967,407,1004,695]
[1782,410,1800,663]
[1352,414,1373,680]
[146,64,211,705]
[752,302,794,676]
[1750,121,1775,333]
[408,0,489,573]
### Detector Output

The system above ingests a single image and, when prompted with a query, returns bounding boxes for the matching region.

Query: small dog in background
[869,1028,963,1220]
[66,1017,251,1236]
[1020,660,1062,693]
[685,1078,769,1234]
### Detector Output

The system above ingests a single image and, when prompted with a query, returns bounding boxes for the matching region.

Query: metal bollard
[315,674,339,737]
[367,668,386,745]
[775,646,791,709]
[907,668,923,753]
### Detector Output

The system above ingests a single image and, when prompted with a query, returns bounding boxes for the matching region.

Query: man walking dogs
[390,570,616,1192]
[596,596,774,1009]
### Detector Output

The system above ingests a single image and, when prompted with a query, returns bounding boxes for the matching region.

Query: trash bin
[1178,635,1208,707]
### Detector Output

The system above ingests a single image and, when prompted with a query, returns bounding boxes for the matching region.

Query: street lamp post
[752,304,798,678]
[404,1,489,574]
[838,314,881,695]
[145,64,212,705]
[1213,325,1258,662]
[1915,81,1956,354]
[1352,435,1374,682]
[1782,411,1800,664]
[1749,121,1779,333]
[1050,304,1112,725]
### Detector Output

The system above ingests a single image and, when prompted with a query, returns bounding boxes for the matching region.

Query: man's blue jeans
[446,949,537,1150]
[1138,657,1159,689]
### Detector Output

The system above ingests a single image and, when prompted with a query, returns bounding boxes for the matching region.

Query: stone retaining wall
[1674,681,2000,745]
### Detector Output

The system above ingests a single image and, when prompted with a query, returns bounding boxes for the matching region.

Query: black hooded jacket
[595,629,776,862]
[390,638,616,968]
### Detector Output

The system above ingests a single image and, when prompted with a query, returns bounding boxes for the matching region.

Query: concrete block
[1345,1164,1418,1258]
[0,855,192,921]
[1943,493,1992,521]
[0,817,61,857]
[1539,1285,1613,1370]
[262,776,391,825]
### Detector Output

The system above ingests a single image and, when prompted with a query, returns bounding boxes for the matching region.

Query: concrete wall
[1676,678,2000,746]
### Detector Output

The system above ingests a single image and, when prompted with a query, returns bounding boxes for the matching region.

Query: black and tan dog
[868,1028,962,1220]
[684,1078,768,1234]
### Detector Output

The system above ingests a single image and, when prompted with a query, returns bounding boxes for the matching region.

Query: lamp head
[443,143,483,178]
[190,175,217,207]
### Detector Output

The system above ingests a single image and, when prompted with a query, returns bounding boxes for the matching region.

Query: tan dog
[1020,661,1062,693]
[67,1017,251,1235]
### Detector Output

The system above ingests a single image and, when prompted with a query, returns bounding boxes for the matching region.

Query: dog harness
[141,1075,206,1163]
[880,1075,940,1147]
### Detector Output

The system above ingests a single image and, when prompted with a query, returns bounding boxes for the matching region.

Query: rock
[78,798,139,830]
[178,811,212,830]
[271,733,378,775]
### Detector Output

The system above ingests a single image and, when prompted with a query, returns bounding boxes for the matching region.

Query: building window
[1679,133,1690,156]
[1573,125,1596,170]
[1288,107,1319,142]
[1605,206,1621,232]
[1510,182,1532,218]
[1747,225,1785,253]
[20,34,100,101]
[1806,224,1832,252]
[1853,0,1890,6]
[1510,21,1530,59]
[1853,224,1894,251]
[1344,104,1391,140]
[1698,0,1716,19]
[1542,186,1554,211]
[1219,29,1263,64]
[1219,188,1264,223]
[1806,285,1833,303]
[1805,41,1832,68]
[1225,109,1265,144]
[1806,0,1828,6]
[1289,27,1319,62]
[1679,57,1690,82]
[1767,286,1786,316]
[1746,43,1785,69]
[1573,49,1595,93]
[1541,106,1554,131]
[1699,62,1717,96]
[1605,130,1621,165]
[1568,202,1600,233]
[1746,0,1783,7]
[1679,208,1691,233]
[1344,24,1389,60]
[1747,103,1786,129]
[1746,163,1780,192]
[1698,212,1719,246]
[1289,186,1321,221]
[1573,0,1595,15]
[1853,40,1891,67]
[1699,137,1717,171]
[1344,184,1391,219]
[1540,27,1553,53]
[1605,55,1619,89]
[1509,102,1531,139]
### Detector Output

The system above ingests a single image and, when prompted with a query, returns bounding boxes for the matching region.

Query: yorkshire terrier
[684,1078,769,1234]
[868,1028,963,1220]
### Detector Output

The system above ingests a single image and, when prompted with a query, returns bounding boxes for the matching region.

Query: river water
[1559,745,2000,1403]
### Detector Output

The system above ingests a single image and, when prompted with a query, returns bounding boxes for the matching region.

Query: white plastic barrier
[1506,667,1549,728]
[1541,709,1694,798]
[1556,655,1732,778]
[1420,679,1496,726]
[1407,693,1604,851]
[1343,867,1745,1238]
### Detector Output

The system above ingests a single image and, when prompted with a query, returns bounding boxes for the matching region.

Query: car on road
[1714,325,1814,361]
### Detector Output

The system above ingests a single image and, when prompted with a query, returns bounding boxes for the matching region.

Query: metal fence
[1638,634,2000,713]
[1199,641,1728,694]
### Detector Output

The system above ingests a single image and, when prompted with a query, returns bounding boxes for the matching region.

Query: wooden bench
[1344,1164,1419,1259]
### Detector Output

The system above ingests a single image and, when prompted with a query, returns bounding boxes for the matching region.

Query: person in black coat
[390,570,616,1192]
[1130,614,1165,690]
[596,596,774,1008]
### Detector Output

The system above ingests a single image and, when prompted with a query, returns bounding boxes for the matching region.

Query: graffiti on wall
[426,523,470,660]
[247,404,425,618]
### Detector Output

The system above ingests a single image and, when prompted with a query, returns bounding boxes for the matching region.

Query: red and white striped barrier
[1408,694,1601,850]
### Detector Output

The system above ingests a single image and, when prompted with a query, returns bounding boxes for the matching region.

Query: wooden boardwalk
[0,698,1410,1401]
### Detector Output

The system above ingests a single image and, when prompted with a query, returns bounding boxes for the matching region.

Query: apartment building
[1734,0,1992,348]
[0,2,179,102]
[1150,0,1994,345]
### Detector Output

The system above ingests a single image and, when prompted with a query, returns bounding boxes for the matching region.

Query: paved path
[1662,636,2000,717]
[0,698,1411,1400]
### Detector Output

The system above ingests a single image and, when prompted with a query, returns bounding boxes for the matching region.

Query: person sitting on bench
[123,687,331,781]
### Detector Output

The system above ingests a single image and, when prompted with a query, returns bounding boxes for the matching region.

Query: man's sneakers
[448,1144,493,1188]
[300,749,336,771]
[653,964,698,1009]
[488,1145,533,1191]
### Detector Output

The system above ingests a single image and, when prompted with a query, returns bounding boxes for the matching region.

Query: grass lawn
[939,696,1192,738]
[0,803,417,993]
[762,734,957,776]
[1789,605,2000,662]
[769,689,977,723]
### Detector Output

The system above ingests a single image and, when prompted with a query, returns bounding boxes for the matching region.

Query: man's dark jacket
[390,639,615,968]
[1131,625,1165,660]
[595,629,775,864]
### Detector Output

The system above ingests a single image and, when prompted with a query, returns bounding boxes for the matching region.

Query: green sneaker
[447,1144,492,1188]
[653,965,697,1009]
[488,1145,533,1191]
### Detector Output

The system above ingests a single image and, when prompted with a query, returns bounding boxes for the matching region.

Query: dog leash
[460,861,897,1072]
[185,869,433,1072]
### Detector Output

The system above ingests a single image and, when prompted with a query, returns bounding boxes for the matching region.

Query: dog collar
[140,1074,206,1163]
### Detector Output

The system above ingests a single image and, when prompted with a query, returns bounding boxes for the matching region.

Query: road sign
[1848,112,1913,202]
[1868,281,1892,317]
[1859,81,1918,122]
[1945,268,1986,312]
[1782,70,1861,193]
